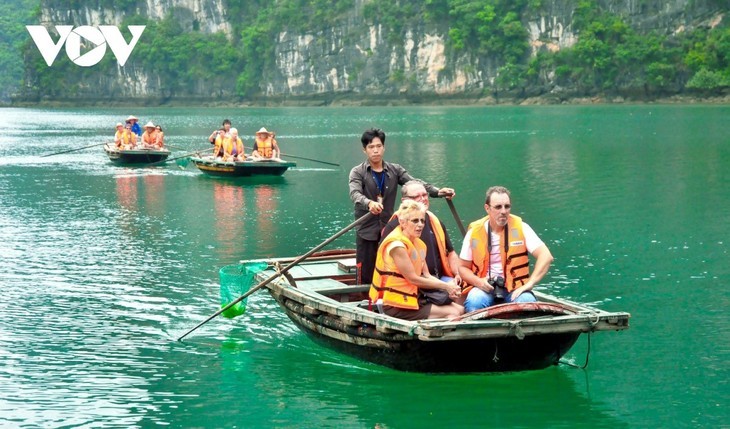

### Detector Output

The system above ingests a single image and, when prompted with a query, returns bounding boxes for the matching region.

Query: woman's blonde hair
[396,199,426,221]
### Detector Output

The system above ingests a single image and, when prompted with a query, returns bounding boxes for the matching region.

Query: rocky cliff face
[31,0,727,101]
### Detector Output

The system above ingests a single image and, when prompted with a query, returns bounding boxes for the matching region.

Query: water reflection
[251,185,278,256]
[213,182,246,261]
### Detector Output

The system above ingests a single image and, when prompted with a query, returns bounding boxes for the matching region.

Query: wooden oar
[40,141,110,158]
[177,212,372,341]
[280,152,339,166]
[445,196,466,237]
[148,146,211,166]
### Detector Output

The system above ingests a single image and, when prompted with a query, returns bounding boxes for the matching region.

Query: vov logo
[26,25,146,67]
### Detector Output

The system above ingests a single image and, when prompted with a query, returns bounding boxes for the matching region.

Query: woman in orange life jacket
[369,199,464,321]
[251,127,281,160]
[222,128,245,162]
[154,125,165,149]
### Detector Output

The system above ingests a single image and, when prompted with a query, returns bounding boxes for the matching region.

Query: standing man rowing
[349,128,455,285]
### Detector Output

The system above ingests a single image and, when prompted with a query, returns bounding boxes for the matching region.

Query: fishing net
[219,262,268,319]
[175,157,190,168]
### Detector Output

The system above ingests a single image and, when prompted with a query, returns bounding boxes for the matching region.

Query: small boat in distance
[104,143,170,165]
[244,250,630,373]
[190,155,296,177]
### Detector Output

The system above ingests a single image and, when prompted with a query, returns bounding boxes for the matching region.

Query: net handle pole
[177,212,372,341]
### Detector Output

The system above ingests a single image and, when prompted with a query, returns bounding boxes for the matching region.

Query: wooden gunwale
[260,268,630,342]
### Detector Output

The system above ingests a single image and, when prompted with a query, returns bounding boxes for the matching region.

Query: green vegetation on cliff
[12,0,730,103]
[0,0,37,101]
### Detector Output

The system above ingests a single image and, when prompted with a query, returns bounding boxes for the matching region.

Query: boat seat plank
[296,279,370,295]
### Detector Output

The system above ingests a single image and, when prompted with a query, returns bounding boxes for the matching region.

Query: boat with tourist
[190,155,296,177]
[245,250,630,373]
[104,143,170,165]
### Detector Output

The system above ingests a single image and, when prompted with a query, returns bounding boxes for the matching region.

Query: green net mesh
[175,157,190,168]
[219,262,268,319]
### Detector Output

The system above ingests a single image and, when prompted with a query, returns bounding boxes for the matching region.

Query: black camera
[488,276,507,300]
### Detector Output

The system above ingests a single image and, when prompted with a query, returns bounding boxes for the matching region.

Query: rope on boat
[559,331,592,370]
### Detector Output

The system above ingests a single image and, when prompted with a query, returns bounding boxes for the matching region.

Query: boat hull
[104,144,169,164]
[190,156,296,177]
[249,252,629,374]
[280,303,581,372]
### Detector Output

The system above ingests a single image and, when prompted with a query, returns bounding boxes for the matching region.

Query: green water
[0,105,727,428]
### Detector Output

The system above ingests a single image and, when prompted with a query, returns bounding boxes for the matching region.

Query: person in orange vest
[154,125,165,148]
[141,122,159,149]
[115,122,137,150]
[369,200,463,320]
[209,119,231,158]
[458,186,554,312]
[222,128,245,162]
[251,127,280,160]
[381,181,463,304]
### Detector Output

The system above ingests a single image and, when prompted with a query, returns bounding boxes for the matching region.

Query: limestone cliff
[23,0,729,103]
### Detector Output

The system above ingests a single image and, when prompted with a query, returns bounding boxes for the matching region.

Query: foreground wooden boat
[104,143,170,164]
[247,250,630,373]
[190,155,296,177]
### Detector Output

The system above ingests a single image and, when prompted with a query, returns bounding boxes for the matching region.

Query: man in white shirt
[458,186,554,312]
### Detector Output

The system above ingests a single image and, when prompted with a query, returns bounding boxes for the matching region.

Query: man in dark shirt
[348,128,455,285]
[381,181,462,284]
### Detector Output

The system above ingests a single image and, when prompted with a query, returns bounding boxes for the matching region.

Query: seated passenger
[382,181,461,283]
[209,119,232,157]
[252,127,280,161]
[222,128,245,162]
[213,130,229,159]
[114,123,125,149]
[116,123,137,150]
[458,186,554,312]
[141,122,159,149]
[154,125,165,148]
[369,200,464,321]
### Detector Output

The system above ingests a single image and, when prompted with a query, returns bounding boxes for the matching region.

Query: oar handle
[280,153,339,167]
[41,141,111,158]
[445,196,466,237]
[177,212,372,341]
[149,146,210,166]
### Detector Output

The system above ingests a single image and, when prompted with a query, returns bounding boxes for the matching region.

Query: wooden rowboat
[190,156,296,177]
[104,143,170,165]
[248,250,630,373]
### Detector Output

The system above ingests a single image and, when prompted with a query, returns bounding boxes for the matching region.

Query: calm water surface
[0,105,727,428]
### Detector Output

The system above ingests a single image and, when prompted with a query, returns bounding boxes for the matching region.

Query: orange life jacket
[224,137,244,157]
[116,130,135,148]
[214,134,228,156]
[255,137,274,158]
[388,211,454,278]
[369,226,426,310]
[142,130,158,145]
[467,214,530,292]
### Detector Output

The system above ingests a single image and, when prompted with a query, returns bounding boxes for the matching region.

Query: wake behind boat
[244,250,630,373]
[104,143,170,165]
[190,155,296,177]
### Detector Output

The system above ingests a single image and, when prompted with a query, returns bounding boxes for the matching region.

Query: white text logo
[26,25,146,67]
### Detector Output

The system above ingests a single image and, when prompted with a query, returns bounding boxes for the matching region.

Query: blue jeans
[464,287,536,313]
